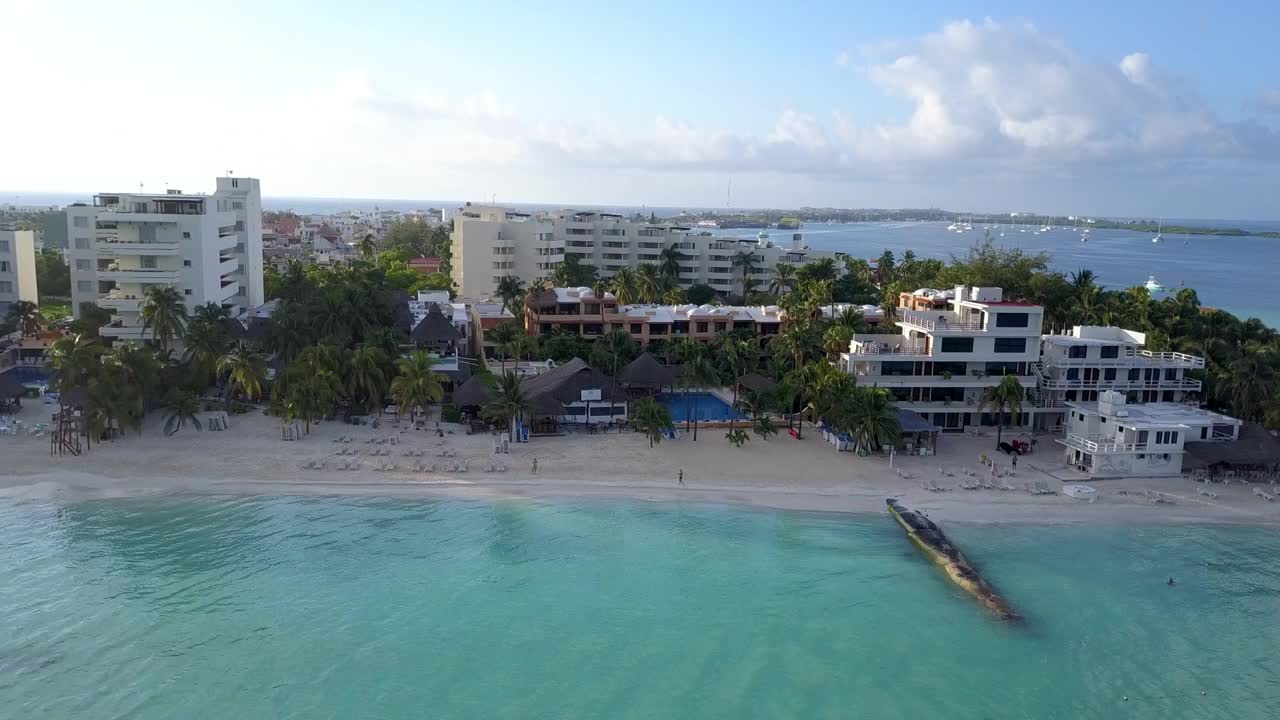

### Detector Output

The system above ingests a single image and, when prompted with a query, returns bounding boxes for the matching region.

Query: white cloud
[835,50,850,68]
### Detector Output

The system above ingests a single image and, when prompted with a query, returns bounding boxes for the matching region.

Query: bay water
[2,495,1277,719]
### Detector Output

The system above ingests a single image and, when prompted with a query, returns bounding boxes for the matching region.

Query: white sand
[3,403,1278,526]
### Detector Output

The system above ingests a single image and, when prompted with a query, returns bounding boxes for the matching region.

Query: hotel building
[839,286,1045,432]
[65,177,263,342]
[0,230,39,319]
[1058,390,1241,478]
[450,205,844,299]
[1033,326,1204,431]
[524,286,787,347]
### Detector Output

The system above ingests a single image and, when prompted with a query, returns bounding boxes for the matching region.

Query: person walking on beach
[531,458,538,474]
[678,469,684,486]
[1012,454,1018,469]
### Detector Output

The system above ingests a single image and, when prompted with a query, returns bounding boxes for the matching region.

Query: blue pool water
[656,392,745,422]
[3,495,1280,719]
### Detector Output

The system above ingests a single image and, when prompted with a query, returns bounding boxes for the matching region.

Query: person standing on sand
[532,458,538,474]
[1012,455,1018,469]
[678,469,684,486]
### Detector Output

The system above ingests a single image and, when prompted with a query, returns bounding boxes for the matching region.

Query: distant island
[663,208,1280,238]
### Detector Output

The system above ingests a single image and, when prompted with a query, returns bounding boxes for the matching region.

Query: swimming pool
[655,392,745,422]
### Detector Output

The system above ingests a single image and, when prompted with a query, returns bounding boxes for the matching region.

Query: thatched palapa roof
[521,357,625,415]
[617,352,678,390]
[1184,424,1280,469]
[736,373,777,394]
[410,305,460,346]
[452,374,493,407]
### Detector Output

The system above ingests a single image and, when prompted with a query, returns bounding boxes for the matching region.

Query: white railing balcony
[98,292,144,311]
[1059,434,1159,454]
[1037,377,1202,392]
[844,335,930,356]
[899,309,985,332]
[96,238,181,255]
[98,267,180,284]
[1043,349,1205,369]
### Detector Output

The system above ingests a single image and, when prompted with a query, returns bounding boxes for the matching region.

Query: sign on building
[580,388,601,402]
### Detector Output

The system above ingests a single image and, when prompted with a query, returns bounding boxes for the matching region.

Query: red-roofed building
[409,256,444,274]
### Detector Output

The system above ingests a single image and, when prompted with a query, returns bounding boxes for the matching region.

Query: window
[696,321,708,333]
[0,261,8,272]
[1162,391,1175,402]
[1164,368,1178,381]
[1129,368,1141,381]
[1104,368,1116,381]
[1068,345,1087,359]
[183,232,191,239]
[183,260,192,267]
[993,337,1027,353]
[0,281,11,293]
[184,289,192,296]
[231,178,239,188]
[995,312,1029,327]
[75,237,90,249]
[1201,427,1208,440]
[0,241,7,252]
[141,256,158,269]
[74,259,90,271]
[74,216,89,228]
[232,201,243,210]
[1100,346,1119,359]
[630,323,642,334]
[1138,430,1149,444]
[939,337,974,353]
[77,280,93,292]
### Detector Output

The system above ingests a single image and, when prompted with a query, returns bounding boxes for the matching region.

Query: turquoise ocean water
[2,495,1278,719]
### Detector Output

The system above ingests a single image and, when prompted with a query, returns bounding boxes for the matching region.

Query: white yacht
[757,229,770,240]
[1144,275,1166,292]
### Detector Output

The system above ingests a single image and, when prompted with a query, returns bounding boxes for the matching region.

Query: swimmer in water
[1168,577,1176,586]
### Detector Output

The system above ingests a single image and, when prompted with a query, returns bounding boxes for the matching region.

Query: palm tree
[593,328,636,376]
[389,351,445,419]
[769,264,796,296]
[636,263,662,303]
[285,369,342,433]
[979,374,1025,449]
[591,281,610,324]
[823,324,854,358]
[47,333,102,395]
[495,276,526,319]
[219,343,267,406]
[140,286,189,353]
[609,267,639,305]
[483,372,532,442]
[719,337,754,408]
[347,346,389,413]
[487,321,519,375]
[162,391,203,436]
[6,300,44,337]
[680,344,718,441]
[657,245,687,284]
[356,233,377,258]
[630,397,674,448]
[192,302,230,324]
[183,318,231,389]
[509,332,538,365]
[731,251,758,296]
[1225,346,1277,419]
[831,387,901,456]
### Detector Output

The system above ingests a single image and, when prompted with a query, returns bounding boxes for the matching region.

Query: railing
[1042,349,1205,369]
[845,336,930,356]
[899,309,985,332]
[1036,378,1202,391]
[1061,434,1150,453]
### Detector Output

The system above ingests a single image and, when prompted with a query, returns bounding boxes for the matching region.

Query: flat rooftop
[1067,401,1241,428]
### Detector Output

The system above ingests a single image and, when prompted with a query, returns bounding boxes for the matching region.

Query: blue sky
[3,0,1279,218]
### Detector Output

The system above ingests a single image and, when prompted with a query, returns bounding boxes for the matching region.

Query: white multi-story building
[0,230,39,318]
[840,286,1045,432]
[1033,326,1205,431]
[1058,391,1241,478]
[450,205,844,300]
[66,177,264,342]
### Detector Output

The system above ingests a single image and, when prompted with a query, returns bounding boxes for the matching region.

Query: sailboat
[1152,219,1162,243]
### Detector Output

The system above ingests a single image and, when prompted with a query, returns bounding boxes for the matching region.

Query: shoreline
[4,406,1279,527]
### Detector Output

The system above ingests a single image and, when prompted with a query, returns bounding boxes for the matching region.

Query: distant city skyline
[4,1,1279,219]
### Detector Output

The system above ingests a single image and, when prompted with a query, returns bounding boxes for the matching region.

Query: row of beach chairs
[1026,481,1058,495]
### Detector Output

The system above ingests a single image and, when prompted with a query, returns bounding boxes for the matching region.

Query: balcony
[1042,349,1205,369]
[98,292,144,312]
[99,321,154,341]
[98,267,180,284]
[843,335,930,356]
[900,309,985,332]
[96,238,181,255]
[217,258,239,276]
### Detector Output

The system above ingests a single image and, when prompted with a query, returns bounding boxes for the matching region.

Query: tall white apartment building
[839,286,1044,432]
[1033,326,1205,431]
[66,177,264,341]
[0,230,39,318]
[450,205,843,299]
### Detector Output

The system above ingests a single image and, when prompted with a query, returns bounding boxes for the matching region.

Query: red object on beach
[788,427,800,439]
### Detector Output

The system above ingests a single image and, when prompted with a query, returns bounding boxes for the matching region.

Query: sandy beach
[3,402,1278,526]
